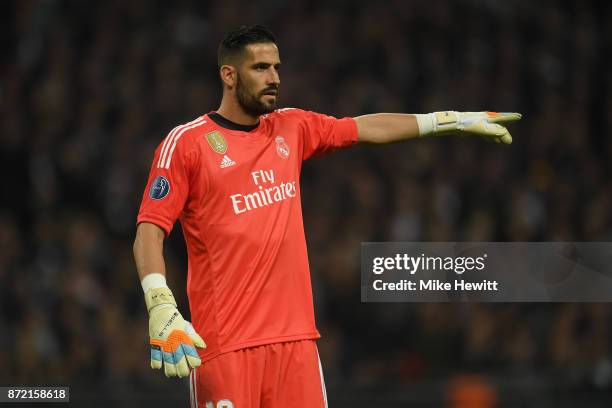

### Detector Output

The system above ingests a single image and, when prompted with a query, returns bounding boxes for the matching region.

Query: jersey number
[205,400,234,408]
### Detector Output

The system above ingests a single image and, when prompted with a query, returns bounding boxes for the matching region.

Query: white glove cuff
[141,273,168,294]
[415,113,435,136]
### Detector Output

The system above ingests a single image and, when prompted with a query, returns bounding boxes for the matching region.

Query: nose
[268,67,280,86]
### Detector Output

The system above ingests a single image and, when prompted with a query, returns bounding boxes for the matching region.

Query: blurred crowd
[2,0,612,405]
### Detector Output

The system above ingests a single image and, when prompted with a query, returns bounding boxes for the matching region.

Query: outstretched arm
[354,113,421,144]
[355,111,521,144]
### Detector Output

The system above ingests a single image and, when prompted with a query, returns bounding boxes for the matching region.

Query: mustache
[260,86,279,96]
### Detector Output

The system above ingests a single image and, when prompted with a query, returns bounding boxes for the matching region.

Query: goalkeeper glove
[143,274,206,378]
[416,111,522,144]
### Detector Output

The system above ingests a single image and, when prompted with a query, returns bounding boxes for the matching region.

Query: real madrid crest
[275,136,290,159]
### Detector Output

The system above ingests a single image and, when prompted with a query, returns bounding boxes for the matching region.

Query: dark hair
[218,25,277,68]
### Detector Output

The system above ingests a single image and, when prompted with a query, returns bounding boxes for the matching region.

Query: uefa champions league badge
[149,175,170,200]
[275,136,290,159]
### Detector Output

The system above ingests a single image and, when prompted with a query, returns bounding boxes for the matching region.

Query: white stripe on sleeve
[162,120,207,169]
[157,117,205,168]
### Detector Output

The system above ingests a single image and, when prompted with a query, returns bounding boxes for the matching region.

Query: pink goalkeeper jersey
[137,108,358,361]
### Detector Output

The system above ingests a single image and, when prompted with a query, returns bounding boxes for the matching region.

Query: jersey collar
[208,112,260,132]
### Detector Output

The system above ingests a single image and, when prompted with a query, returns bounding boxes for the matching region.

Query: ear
[220,65,236,89]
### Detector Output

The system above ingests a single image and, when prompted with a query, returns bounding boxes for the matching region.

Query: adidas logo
[220,155,236,168]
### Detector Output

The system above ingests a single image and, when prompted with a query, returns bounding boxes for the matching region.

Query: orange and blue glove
[143,276,206,378]
[416,111,522,144]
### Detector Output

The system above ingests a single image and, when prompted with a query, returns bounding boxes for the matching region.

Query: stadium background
[2,0,612,406]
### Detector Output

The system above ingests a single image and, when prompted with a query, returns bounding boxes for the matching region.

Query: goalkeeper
[133,24,521,408]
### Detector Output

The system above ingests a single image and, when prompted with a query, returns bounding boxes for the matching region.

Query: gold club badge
[206,131,228,154]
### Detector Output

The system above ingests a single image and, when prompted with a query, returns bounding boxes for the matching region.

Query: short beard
[236,75,277,117]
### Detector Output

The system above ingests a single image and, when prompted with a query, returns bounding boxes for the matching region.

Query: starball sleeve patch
[149,175,171,200]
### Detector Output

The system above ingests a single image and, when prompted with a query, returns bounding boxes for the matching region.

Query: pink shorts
[189,340,327,408]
